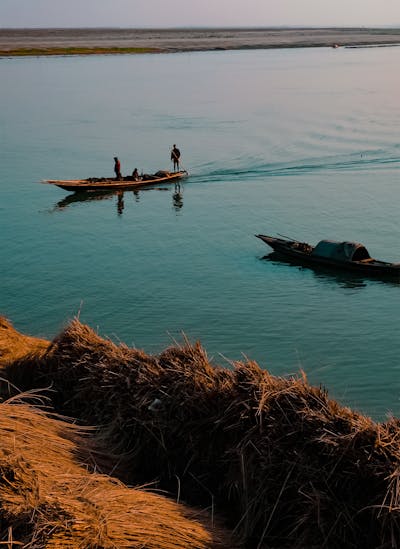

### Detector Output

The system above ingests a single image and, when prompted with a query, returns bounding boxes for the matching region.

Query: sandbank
[1,27,400,56]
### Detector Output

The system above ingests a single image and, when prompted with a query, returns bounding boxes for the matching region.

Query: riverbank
[1,27,400,56]
[1,315,400,547]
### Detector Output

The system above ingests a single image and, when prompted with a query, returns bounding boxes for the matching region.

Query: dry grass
[0,317,49,367]
[0,401,236,548]
[2,318,400,547]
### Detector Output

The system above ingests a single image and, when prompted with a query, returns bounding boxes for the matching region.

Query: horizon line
[1,25,400,30]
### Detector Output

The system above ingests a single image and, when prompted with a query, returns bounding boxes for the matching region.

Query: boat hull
[256,235,400,277]
[44,171,188,192]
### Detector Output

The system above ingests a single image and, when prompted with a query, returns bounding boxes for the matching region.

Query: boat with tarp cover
[43,170,188,192]
[256,234,400,276]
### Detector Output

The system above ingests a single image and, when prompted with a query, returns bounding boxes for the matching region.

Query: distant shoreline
[1,27,400,57]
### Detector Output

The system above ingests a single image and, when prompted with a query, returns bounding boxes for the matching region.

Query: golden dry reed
[0,399,236,548]
[2,316,400,548]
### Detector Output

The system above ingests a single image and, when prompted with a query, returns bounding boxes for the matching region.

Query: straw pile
[0,400,236,548]
[3,318,400,548]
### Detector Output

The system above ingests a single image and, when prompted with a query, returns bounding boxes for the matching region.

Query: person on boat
[170,145,181,172]
[132,168,140,181]
[114,157,122,180]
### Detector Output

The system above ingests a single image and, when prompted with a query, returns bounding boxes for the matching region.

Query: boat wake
[195,150,400,182]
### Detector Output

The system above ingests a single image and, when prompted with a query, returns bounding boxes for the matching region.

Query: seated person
[132,168,140,181]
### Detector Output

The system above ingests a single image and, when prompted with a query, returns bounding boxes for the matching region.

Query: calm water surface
[1,47,400,420]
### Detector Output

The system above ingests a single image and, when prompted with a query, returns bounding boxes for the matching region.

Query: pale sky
[1,0,400,28]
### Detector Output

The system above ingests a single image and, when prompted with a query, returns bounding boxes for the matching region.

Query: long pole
[277,233,297,242]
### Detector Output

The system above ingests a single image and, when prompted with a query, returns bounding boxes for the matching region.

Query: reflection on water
[263,252,400,288]
[172,181,184,212]
[54,190,114,210]
[52,186,176,215]
[117,191,124,216]
[173,191,183,211]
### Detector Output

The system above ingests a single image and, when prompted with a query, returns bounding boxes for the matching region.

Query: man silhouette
[114,157,122,180]
[170,145,181,172]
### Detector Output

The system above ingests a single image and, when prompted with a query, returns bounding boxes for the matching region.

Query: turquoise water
[1,47,400,420]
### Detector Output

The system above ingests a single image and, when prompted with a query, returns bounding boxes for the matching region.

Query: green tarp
[312,240,371,261]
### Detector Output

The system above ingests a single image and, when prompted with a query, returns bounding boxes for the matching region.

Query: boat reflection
[263,252,400,288]
[55,190,115,210]
[52,186,173,214]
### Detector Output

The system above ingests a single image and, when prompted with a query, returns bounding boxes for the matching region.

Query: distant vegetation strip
[0,46,162,57]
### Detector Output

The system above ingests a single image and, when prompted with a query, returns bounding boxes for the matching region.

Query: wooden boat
[256,234,400,276]
[44,170,188,192]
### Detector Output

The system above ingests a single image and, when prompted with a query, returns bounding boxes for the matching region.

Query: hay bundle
[3,318,400,548]
[0,401,236,548]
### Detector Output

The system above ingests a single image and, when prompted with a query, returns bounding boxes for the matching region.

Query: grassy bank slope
[2,317,400,548]
[0,401,234,548]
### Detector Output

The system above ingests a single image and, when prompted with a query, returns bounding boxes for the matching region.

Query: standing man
[170,145,181,172]
[114,157,122,180]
